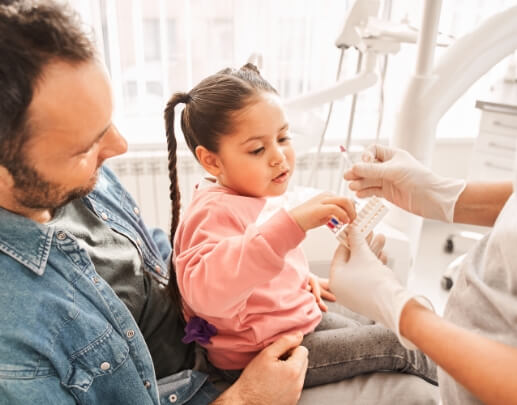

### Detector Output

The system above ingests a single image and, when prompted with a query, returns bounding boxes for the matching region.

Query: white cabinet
[470,82,517,181]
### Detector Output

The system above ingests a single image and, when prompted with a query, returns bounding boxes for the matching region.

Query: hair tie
[182,93,191,104]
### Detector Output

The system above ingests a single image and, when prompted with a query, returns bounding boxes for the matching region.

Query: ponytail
[163,66,278,317]
[164,92,189,320]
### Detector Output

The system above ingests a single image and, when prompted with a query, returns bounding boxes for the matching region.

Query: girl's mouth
[272,170,289,183]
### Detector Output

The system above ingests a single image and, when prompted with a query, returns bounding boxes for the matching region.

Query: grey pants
[220,301,437,388]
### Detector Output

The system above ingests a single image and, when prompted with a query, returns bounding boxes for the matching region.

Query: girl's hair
[164,63,278,316]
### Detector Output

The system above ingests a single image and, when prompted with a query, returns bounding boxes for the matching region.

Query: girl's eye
[278,135,291,143]
[250,147,265,155]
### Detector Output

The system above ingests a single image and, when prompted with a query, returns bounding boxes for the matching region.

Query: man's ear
[195,146,221,176]
[0,165,14,189]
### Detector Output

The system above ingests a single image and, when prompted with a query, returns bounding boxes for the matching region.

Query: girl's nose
[269,147,285,167]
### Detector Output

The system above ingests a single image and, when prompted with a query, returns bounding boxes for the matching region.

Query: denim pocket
[63,324,130,392]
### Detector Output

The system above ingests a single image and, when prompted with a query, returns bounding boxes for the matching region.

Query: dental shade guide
[327,196,388,246]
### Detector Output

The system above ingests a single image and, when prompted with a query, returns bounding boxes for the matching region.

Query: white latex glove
[344,144,466,223]
[329,225,433,350]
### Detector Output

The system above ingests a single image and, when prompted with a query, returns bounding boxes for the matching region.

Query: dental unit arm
[284,0,452,113]
[295,0,517,282]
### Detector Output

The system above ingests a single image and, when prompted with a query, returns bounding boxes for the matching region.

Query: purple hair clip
[182,316,218,345]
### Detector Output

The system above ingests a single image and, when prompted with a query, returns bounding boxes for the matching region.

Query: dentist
[330,143,517,405]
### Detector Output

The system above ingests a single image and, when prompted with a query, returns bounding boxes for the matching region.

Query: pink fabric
[174,181,322,369]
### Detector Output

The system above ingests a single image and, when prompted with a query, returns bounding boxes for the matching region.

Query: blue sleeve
[149,227,172,263]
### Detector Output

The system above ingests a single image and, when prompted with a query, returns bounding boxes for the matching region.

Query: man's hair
[0,0,95,170]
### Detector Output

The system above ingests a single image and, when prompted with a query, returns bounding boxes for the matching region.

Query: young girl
[164,63,437,387]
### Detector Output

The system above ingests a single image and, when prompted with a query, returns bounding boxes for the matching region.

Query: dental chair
[441,230,483,290]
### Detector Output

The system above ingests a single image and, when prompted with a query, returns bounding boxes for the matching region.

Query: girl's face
[214,92,295,198]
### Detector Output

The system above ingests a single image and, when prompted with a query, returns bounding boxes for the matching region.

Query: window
[70,0,517,146]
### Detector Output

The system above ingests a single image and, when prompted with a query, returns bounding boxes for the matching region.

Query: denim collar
[0,206,54,276]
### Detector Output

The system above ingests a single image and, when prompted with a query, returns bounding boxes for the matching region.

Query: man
[0,2,306,403]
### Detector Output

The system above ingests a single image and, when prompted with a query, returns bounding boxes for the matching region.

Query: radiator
[107,147,412,283]
[107,148,345,232]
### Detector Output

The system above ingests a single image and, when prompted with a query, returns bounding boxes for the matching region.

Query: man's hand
[213,333,308,405]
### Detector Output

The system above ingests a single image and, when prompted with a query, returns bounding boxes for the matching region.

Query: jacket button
[168,394,178,403]
[137,238,142,246]
[56,231,66,240]
[155,265,162,274]
[100,362,111,371]
[126,329,135,339]
[133,206,140,215]
[100,212,108,220]
[144,380,151,389]
[92,276,100,285]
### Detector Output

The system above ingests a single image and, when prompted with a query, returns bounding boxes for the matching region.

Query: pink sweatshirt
[174,180,322,369]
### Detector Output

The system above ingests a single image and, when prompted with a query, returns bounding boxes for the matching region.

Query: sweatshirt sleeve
[175,203,305,318]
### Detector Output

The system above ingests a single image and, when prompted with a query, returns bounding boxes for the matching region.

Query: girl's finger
[318,300,328,312]
[320,289,336,302]
[323,197,356,220]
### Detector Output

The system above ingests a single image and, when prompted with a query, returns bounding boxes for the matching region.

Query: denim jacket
[0,166,219,405]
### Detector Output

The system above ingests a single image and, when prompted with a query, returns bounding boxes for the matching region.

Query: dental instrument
[339,145,354,169]
[327,145,388,245]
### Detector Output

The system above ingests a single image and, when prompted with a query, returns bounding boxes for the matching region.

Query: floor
[409,219,489,315]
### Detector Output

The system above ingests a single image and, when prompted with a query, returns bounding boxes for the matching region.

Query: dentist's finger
[369,234,386,257]
[365,143,394,163]
[348,177,383,191]
[353,187,383,199]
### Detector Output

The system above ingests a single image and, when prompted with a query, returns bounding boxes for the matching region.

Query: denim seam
[38,265,80,369]
[69,324,114,360]
[55,241,93,279]
[0,226,52,275]
[0,372,56,380]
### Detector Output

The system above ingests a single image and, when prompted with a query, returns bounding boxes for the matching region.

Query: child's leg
[324,299,375,325]
[302,311,438,388]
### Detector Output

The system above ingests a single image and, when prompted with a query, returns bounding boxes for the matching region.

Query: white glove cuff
[395,294,434,351]
[434,178,467,223]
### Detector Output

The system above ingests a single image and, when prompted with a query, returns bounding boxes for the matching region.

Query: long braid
[163,64,274,324]
[164,93,189,321]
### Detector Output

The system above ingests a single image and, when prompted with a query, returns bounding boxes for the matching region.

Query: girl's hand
[306,274,336,312]
[289,192,356,232]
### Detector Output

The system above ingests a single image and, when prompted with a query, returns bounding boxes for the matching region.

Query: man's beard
[10,162,98,210]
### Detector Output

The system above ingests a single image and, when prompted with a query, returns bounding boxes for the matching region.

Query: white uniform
[439,191,517,404]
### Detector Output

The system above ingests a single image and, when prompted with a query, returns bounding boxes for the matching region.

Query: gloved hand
[344,144,466,223]
[329,225,433,350]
